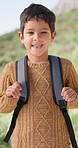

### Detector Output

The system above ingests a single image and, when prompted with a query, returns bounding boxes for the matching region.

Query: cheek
[23,38,32,49]
[43,35,52,41]
[46,37,52,44]
[23,37,30,44]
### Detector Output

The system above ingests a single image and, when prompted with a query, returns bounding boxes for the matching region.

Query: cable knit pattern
[0,57,78,148]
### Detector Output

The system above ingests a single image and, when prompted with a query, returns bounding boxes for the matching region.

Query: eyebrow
[26,28,49,31]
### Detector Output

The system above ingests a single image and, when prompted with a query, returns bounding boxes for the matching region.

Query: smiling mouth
[31,44,43,49]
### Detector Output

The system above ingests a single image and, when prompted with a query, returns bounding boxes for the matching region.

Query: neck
[27,54,48,63]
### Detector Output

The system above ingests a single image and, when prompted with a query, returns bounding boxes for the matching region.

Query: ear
[18,31,24,43]
[51,31,56,42]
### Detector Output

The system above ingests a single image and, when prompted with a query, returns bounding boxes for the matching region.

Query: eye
[41,31,48,34]
[27,32,34,35]
[42,32,47,33]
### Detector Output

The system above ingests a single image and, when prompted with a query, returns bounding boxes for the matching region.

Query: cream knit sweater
[0,57,78,148]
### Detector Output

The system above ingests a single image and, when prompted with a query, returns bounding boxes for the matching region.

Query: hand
[6,82,22,99]
[61,87,77,102]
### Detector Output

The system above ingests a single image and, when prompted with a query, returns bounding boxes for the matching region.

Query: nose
[33,33,41,41]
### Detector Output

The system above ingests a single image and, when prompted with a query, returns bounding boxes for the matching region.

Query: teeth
[35,45,40,48]
[33,45,41,48]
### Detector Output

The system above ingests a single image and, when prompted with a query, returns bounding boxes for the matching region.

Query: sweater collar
[27,60,49,68]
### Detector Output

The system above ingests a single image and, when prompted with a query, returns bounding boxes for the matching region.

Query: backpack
[3,55,78,148]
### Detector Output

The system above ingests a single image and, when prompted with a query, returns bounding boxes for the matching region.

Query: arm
[61,59,78,109]
[0,61,21,113]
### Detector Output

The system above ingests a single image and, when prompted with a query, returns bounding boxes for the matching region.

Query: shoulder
[0,60,17,85]
[59,57,74,72]
[59,57,78,82]
[59,57,77,73]
[1,60,17,80]
[60,57,72,66]
[49,55,72,67]
[4,60,17,73]
[60,57,76,72]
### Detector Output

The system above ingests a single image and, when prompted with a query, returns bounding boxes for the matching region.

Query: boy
[0,3,78,148]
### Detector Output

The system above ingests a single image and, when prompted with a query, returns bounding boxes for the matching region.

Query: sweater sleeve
[62,59,78,109]
[0,61,19,113]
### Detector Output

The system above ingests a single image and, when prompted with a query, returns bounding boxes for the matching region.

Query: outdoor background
[0,0,78,147]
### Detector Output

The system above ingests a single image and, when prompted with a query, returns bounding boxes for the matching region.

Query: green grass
[0,113,12,148]
[69,109,78,142]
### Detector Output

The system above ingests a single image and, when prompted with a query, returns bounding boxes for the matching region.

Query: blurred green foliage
[0,8,78,147]
[0,114,12,148]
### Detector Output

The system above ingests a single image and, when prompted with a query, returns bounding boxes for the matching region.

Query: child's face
[18,19,56,62]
